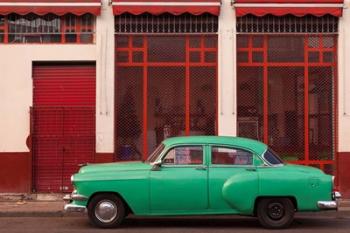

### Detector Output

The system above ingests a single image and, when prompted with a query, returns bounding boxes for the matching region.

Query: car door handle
[246,167,257,172]
[195,166,207,170]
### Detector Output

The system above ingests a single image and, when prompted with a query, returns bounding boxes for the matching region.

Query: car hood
[79,161,151,174]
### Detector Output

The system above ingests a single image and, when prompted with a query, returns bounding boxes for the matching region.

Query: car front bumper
[317,191,342,210]
[63,192,88,213]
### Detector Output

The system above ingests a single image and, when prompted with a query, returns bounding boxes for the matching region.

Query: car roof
[162,136,267,155]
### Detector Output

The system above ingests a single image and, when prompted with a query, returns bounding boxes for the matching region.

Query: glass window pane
[237,52,249,63]
[268,36,304,62]
[116,36,129,48]
[323,52,333,63]
[237,67,264,141]
[116,67,143,161]
[237,35,249,48]
[268,67,304,160]
[148,67,185,150]
[163,146,203,165]
[252,52,263,63]
[190,52,201,63]
[148,37,186,62]
[116,51,129,63]
[204,36,217,48]
[308,67,334,161]
[212,147,253,165]
[204,52,216,63]
[132,36,143,48]
[309,52,319,63]
[189,37,201,48]
[190,67,216,135]
[132,51,143,63]
[252,36,263,48]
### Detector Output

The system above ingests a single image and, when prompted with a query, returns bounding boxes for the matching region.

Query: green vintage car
[64,136,341,229]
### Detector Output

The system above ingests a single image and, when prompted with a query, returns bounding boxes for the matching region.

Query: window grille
[0,13,95,43]
[237,14,338,34]
[115,13,218,34]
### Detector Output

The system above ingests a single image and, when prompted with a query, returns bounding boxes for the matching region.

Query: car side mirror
[151,161,162,171]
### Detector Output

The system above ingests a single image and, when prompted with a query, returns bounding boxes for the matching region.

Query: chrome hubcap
[95,200,118,223]
[267,202,284,220]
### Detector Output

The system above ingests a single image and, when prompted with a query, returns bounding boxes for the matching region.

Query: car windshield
[145,143,165,163]
[263,149,284,165]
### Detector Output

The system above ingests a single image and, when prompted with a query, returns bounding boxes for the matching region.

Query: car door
[149,145,208,213]
[208,145,258,211]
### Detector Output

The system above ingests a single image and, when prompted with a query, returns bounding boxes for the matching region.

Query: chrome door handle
[246,167,257,172]
[195,166,207,170]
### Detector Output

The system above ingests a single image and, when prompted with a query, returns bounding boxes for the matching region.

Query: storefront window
[236,15,337,174]
[115,13,218,160]
[0,13,95,44]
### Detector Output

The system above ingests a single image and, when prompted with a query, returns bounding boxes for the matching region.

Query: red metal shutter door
[33,64,96,192]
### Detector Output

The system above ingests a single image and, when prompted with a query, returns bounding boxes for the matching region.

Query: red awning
[234,0,344,17]
[0,0,101,16]
[112,0,221,16]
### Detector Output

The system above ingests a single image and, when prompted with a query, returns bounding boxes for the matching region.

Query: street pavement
[0,215,350,233]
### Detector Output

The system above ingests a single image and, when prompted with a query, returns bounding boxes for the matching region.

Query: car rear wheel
[257,198,295,229]
[88,194,125,228]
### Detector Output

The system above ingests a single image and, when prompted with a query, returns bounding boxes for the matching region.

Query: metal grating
[237,14,338,34]
[115,13,218,34]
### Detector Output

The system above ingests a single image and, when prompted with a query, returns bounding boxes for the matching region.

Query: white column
[338,0,350,152]
[95,0,115,153]
[218,0,236,136]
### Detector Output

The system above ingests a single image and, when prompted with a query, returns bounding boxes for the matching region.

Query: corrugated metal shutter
[33,64,95,192]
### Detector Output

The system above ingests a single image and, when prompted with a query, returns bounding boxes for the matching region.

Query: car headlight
[71,175,74,183]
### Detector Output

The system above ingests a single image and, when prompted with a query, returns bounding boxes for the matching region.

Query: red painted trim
[333,37,339,186]
[235,7,343,17]
[142,36,148,160]
[337,152,350,198]
[113,6,220,16]
[95,153,114,163]
[263,35,268,144]
[185,36,190,135]
[0,152,32,193]
[304,35,309,165]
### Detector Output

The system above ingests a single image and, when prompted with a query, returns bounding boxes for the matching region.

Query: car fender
[222,171,259,214]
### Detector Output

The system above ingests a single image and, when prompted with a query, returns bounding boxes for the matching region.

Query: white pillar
[338,0,350,152]
[218,0,236,136]
[95,0,115,153]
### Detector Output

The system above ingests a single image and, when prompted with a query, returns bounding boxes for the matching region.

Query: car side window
[163,146,203,165]
[211,147,253,165]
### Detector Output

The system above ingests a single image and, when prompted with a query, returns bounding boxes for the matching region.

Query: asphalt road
[0,215,349,233]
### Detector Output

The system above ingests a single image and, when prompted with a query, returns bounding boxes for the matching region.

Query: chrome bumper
[317,191,342,210]
[63,191,88,213]
[64,203,87,213]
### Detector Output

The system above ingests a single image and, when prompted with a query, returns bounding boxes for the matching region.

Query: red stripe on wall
[0,152,32,193]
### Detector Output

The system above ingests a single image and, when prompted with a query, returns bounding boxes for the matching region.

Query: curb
[0,210,349,218]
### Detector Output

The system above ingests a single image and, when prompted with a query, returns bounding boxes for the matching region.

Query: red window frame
[115,34,218,160]
[237,34,338,172]
[0,13,95,44]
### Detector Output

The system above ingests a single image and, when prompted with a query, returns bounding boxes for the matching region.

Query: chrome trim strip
[63,193,88,202]
[317,201,338,210]
[64,204,87,213]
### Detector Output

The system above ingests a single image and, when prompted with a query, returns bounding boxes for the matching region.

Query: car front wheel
[87,193,125,228]
[257,198,295,229]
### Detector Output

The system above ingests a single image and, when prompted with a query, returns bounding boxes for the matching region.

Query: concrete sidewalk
[0,200,349,218]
